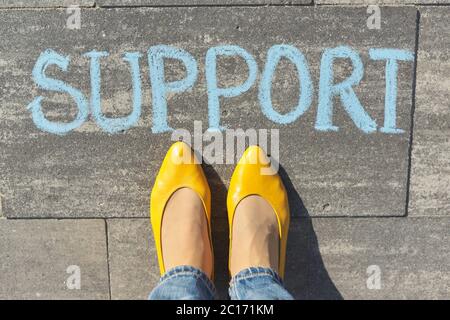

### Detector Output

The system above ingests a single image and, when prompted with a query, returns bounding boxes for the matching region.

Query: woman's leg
[228,195,293,300]
[149,188,215,300]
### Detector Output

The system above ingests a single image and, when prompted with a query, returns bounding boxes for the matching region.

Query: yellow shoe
[150,141,213,277]
[227,145,290,279]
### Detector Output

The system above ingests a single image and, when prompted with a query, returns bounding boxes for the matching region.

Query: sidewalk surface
[0,0,449,299]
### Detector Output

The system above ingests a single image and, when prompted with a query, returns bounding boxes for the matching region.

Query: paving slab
[0,219,109,299]
[0,0,94,7]
[0,7,416,218]
[409,8,450,217]
[97,0,311,6]
[107,217,450,299]
[288,218,450,299]
[107,218,159,299]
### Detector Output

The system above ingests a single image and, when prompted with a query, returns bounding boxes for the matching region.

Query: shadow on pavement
[279,165,343,300]
[203,163,342,300]
[202,163,231,299]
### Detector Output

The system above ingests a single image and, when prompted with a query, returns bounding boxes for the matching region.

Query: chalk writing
[27,45,414,135]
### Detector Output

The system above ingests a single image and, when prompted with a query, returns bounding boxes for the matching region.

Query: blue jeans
[149,265,293,300]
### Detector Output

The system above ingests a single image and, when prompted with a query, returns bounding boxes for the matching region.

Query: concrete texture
[316,1,450,4]
[0,7,416,218]
[0,219,109,299]
[107,218,450,300]
[287,218,450,299]
[0,3,448,301]
[0,0,94,7]
[409,8,450,217]
[97,0,312,6]
[107,218,159,299]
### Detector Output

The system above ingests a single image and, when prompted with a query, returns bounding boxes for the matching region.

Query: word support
[28,45,414,135]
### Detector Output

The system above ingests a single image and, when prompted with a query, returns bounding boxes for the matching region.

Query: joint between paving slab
[416,3,450,6]
[0,194,3,219]
[0,4,305,11]
[0,4,449,11]
[97,4,313,9]
[10,215,445,220]
[1,3,450,11]
[4,216,450,223]
[0,5,95,10]
[314,3,450,7]
[405,9,421,218]
[2,215,412,220]
[104,219,112,300]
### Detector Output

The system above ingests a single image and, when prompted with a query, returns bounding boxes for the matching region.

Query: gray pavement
[0,219,109,299]
[0,6,416,218]
[410,7,450,217]
[0,1,448,299]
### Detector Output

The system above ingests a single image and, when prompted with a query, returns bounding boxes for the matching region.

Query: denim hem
[159,265,217,298]
[229,266,284,287]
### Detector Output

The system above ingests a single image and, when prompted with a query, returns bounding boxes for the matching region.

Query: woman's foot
[230,195,279,277]
[161,187,213,278]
